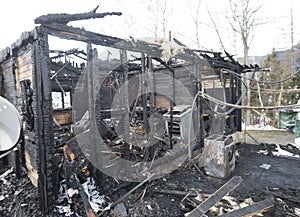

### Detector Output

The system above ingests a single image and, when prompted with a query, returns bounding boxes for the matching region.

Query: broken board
[219,199,274,217]
[186,176,243,217]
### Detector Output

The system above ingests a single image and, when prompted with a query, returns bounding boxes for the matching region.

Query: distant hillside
[237,55,267,65]
[237,42,300,66]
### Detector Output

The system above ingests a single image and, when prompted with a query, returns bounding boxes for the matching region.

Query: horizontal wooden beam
[42,24,162,56]
[186,176,243,217]
[219,199,274,217]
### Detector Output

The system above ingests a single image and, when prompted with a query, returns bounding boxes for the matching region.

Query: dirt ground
[0,130,299,216]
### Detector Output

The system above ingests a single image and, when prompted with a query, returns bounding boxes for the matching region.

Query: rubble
[0,168,42,217]
[1,140,300,216]
[54,177,107,216]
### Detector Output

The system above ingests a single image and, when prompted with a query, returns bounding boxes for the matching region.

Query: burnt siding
[2,58,16,104]
[0,43,38,172]
[16,44,38,171]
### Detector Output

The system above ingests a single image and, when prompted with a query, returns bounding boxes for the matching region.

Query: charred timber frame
[0,12,244,214]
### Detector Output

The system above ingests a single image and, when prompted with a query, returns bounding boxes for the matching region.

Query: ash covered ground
[1,140,300,217]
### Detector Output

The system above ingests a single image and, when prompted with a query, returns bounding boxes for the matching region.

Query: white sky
[0,0,299,58]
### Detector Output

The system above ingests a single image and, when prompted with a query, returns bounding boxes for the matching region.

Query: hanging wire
[201,92,300,111]
[249,87,300,93]
[230,69,300,84]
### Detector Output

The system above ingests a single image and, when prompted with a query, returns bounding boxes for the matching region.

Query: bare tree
[146,0,173,39]
[160,0,169,38]
[206,6,226,51]
[227,0,263,65]
[225,0,263,126]
[188,0,202,49]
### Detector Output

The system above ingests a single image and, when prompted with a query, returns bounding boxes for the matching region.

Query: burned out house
[0,9,258,216]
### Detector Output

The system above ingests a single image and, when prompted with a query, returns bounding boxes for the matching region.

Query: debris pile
[54,178,108,216]
[0,168,42,217]
[1,141,300,216]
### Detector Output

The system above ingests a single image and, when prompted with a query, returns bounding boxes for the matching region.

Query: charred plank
[219,199,274,217]
[186,176,243,217]
[35,11,122,24]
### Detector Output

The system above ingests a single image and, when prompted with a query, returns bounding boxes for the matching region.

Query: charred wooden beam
[186,176,243,217]
[219,199,274,217]
[35,11,122,24]
[43,23,162,56]
[42,23,238,69]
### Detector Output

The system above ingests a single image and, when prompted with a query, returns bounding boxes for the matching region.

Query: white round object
[0,96,22,151]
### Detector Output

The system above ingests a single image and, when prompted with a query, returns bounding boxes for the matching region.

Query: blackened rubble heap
[0,168,42,217]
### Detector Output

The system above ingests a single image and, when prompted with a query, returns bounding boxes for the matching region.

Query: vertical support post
[33,27,56,214]
[236,70,242,131]
[148,56,155,158]
[120,49,130,143]
[87,43,95,137]
[169,63,175,149]
[141,53,148,134]
[141,53,150,161]
[196,59,204,146]
[229,72,235,131]
[148,56,155,110]
[87,43,98,180]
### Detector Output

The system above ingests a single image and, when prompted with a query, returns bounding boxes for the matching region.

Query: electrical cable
[249,87,300,93]
[209,67,258,116]
[229,69,300,84]
[201,92,300,110]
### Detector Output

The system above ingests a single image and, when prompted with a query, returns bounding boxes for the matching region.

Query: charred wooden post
[169,62,175,149]
[147,56,156,159]
[196,59,203,146]
[140,53,151,160]
[121,49,130,134]
[33,27,57,213]
[86,43,99,182]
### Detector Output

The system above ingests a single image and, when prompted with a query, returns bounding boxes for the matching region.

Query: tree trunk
[277,83,284,128]
[257,82,264,107]
[243,44,251,126]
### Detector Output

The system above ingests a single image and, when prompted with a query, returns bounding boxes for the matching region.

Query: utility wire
[230,69,300,84]
[249,88,300,94]
[201,92,300,110]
